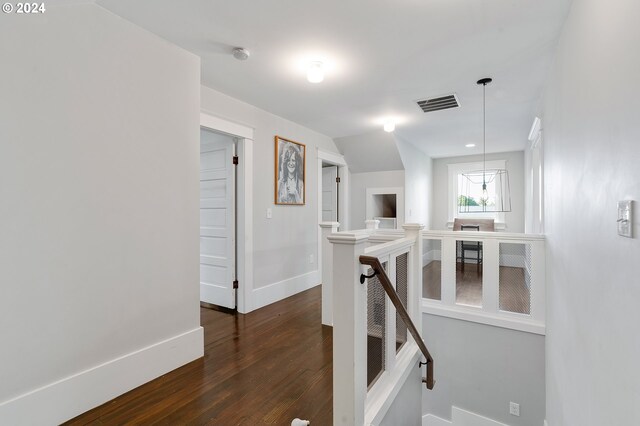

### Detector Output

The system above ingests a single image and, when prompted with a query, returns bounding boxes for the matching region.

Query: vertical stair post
[365,219,380,230]
[319,221,340,326]
[329,231,369,426]
[403,223,424,323]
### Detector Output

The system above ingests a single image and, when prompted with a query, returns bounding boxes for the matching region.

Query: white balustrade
[327,225,547,425]
[421,230,546,334]
[330,224,425,425]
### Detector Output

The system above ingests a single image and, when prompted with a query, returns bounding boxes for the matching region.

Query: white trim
[0,328,203,425]
[422,407,510,426]
[236,137,254,313]
[422,300,546,335]
[528,116,542,143]
[251,270,320,311]
[452,406,508,426]
[317,149,350,305]
[317,148,347,166]
[199,112,254,139]
[200,112,254,313]
[423,414,452,426]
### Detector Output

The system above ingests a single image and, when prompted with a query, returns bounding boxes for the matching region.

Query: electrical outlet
[309,254,314,264]
[509,402,520,417]
[266,208,272,219]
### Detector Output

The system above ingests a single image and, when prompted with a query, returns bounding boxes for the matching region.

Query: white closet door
[200,128,235,309]
[322,166,338,222]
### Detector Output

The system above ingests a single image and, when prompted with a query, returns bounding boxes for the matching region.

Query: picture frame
[274,136,306,205]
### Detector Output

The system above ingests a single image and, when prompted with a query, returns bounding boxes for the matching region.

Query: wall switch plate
[266,208,272,219]
[309,254,314,264]
[509,402,520,417]
[617,200,633,238]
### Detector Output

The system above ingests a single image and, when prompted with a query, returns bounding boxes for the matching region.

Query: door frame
[317,148,349,286]
[200,112,254,314]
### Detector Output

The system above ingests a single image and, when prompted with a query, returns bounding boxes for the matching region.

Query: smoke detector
[232,47,250,61]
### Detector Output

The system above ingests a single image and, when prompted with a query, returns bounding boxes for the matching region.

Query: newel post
[319,222,340,326]
[330,232,369,426]
[403,223,424,325]
[365,219,380,230]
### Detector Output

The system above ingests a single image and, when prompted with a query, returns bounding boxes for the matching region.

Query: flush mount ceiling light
[307,61,324,83]
[232,47,250,61]
[459,78,512,213]
[465,143,476,148]
[383,119,396,132]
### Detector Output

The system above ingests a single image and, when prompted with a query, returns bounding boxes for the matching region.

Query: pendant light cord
[483,81,486,187]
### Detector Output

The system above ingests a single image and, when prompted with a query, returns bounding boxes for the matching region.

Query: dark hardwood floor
[65,286,332,425]
[423,261,531,314]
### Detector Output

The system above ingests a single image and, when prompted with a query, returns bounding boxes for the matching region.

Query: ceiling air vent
[416,94,460,113]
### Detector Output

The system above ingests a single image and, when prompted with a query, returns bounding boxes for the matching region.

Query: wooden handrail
[359,255,435,390]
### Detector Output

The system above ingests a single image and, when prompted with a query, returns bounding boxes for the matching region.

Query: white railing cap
[327,230,371,245]
[319,221,340,228]
[422,229,545,241]
[402,223,425,231]
[364,236,416,258]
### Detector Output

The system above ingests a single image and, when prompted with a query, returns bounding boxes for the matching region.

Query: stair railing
[359,255,435,390]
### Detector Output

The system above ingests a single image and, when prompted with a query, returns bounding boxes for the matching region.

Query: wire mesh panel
[456,239,483,307]
[367,261,387,388]
[499,243,531,314]
[395,253,408,353]
[422,239,442,300]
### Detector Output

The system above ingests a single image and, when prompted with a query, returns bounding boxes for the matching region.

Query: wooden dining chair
[459,224,482,273]
[453,218,494,273]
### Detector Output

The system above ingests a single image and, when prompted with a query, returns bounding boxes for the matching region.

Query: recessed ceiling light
[383,120,396,133]
[465,143,476,148]
[232,47,250,61]
[307,61,324,83]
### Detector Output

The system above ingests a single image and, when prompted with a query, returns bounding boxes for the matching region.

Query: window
[448,160,507,225]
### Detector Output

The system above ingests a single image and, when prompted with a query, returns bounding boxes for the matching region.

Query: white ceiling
[97,0,572,158]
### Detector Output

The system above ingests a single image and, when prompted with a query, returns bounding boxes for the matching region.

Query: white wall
[432,152,525,232]
[541,0,640,424]
[396,136,433,228]
[334,130,405,173]
[381,365,422,426]
[0,4,202,423]
[422,315,545,426]
[349,170,405,230]
[201,85,341,311]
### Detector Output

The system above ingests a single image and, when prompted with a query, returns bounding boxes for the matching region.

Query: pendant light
[459,78,512,213]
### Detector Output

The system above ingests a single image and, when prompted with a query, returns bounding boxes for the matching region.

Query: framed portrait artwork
[274,136,306,205]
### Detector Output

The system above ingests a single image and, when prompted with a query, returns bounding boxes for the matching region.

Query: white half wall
[422,314,545,426]
[431,152,525,232]
[200,85,341,312]
[0,3,202,423]
[541,0,640,424]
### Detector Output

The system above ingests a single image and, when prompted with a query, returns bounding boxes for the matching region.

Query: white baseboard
[0,327,204,426]
[423,407,508,426]
[251,270,319,311]
[453,407,508,426]
[423,413,453,426]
